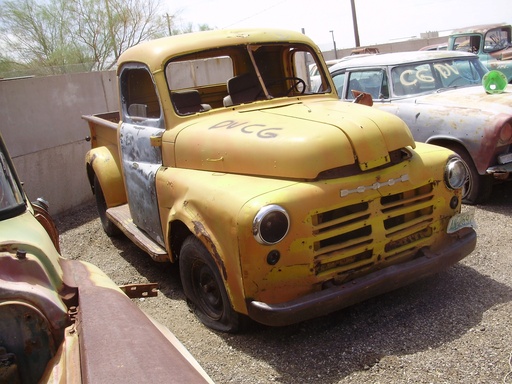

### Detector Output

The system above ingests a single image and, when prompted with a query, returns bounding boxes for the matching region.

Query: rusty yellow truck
[84,28,476,332]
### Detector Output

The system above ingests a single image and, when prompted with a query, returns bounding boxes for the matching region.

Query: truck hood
[413,85,512,115]
[173,100,414,179]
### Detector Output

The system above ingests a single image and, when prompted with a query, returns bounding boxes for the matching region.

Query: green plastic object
[482,70,507,94]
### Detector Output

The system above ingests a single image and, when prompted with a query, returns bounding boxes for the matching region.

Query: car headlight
[253,205,290,245]
[498,122,512,145]
[445,157,467,190]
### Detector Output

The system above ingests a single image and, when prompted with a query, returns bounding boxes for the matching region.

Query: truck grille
[312,183,434,278]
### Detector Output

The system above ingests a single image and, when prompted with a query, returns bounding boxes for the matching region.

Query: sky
[168,0,512,51]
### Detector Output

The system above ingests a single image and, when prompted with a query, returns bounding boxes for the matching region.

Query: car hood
[413,85,512,115]
[172,99,414,179]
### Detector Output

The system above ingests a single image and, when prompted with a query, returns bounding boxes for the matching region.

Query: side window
[453,35,480,53]
[119,67,161,120]
[331,72,345,98]
[360,70,387,99]
[334,70,388,100]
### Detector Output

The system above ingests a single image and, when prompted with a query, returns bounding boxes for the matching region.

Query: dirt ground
[56,183,512,384]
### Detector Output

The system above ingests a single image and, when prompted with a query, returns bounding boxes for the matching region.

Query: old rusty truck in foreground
[84,28,477,332]
[0,132,213,383]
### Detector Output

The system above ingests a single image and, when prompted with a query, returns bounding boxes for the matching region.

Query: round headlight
[253,205,290,245]
[445,157,468,190]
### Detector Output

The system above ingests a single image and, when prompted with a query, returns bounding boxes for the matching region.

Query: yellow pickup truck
[84,28,476,332]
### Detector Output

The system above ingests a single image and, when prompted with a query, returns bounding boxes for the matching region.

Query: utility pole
[166,13,173,35]
[350,0,361,47]
[329,30,338,59]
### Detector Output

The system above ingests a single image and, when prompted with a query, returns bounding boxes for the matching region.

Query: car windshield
[484,27,511,53]
[390,58,487,96]
[0,145,25,220]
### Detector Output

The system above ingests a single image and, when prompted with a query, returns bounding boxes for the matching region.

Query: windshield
[390,58,487,96]
[484,27,511,53]
[0,142,25,220]
[164,43,329,114]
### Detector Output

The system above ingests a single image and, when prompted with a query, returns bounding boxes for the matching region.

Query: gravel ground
[56,183,512,384]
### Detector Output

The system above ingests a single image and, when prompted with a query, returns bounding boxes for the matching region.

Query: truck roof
[330,50,477,70]
[450,23,510,35]
[117,28,319,73]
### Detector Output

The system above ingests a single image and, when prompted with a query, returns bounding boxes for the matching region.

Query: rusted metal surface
[106,204,168,261]
[63,260,213,383]
[119,282,158,298]
[119,118,165,247]
[32,197,60,252]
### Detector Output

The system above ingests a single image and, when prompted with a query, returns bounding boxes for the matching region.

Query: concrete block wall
[0,71,118,215]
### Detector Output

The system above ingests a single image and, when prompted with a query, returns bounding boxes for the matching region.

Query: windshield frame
[164,42,330,113]
[0,138,27,220]
[483,27,512,53]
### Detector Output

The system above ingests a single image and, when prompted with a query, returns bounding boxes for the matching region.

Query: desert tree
[0,0,188,74]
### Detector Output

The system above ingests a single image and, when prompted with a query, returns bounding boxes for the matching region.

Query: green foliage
[0,0,213,77]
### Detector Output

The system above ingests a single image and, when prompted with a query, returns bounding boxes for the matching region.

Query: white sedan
[328,50,512,204]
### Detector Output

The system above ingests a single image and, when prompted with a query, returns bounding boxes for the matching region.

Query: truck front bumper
[246,227,476,327]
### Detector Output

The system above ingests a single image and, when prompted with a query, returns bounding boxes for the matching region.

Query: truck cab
[85,28,476,332]
[448,23,512,82]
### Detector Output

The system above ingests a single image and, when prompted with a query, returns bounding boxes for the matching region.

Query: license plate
[447,209,476,234]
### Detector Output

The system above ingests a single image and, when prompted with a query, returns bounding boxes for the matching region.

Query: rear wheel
[93,175,121,237]
[179,236,241,333]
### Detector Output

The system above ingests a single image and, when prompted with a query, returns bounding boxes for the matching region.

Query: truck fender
[85,145,127,207]
[166,209,246,315]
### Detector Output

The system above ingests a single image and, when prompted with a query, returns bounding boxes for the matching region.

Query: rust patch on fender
[192,220,227,280]
[88,152,98,166]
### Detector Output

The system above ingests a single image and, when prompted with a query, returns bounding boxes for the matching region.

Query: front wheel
[179,236,241,332]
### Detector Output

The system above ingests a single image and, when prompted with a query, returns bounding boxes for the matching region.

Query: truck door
[118,65,165,246]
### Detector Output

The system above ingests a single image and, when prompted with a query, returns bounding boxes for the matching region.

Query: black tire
[179,236,241,333]
[446,145,493,205]
[93,174,121,237]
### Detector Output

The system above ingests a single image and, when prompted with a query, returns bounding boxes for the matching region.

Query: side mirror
[352,90,373,106]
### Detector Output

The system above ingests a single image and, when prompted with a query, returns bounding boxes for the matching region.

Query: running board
[106,204,168,262]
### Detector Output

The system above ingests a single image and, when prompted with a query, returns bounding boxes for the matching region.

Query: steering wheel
[255,77,306,100]
[285,77,306,95]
